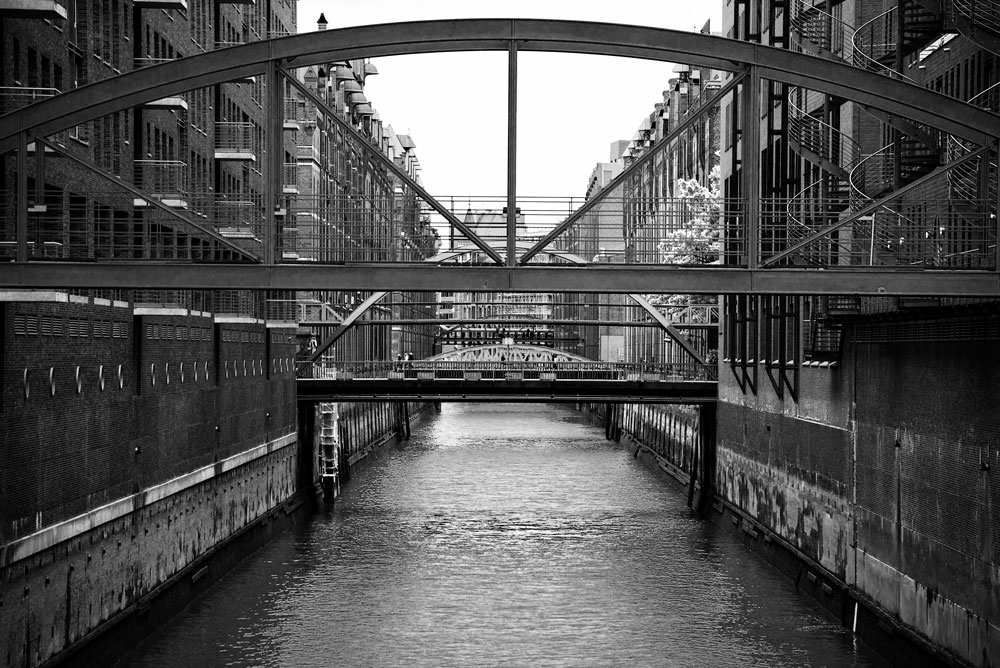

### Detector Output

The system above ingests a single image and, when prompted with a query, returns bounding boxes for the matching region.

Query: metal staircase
[852,1,943,191]
[952,0,1000,56]
[854,2,945,73]
[784,0,965,267]
[786,2,858,262]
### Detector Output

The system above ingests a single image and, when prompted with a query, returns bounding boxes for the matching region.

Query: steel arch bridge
[3,19,1000,296]
[428,344,591,364]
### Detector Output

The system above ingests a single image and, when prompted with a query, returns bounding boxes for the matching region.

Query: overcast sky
[294,1,723,205]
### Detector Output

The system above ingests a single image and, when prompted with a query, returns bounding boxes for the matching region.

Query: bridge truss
[2,19,1000,297]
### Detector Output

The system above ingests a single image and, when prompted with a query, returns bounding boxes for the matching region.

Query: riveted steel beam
[507,38,519,267]
[310,318,717,329]
[3,263,999,296]
[3,20,999,155]
[296,377,718,404]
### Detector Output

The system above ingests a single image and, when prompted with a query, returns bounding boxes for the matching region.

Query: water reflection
[120,403,883,668]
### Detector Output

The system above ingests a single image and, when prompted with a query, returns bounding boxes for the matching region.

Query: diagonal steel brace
[36,137,261,262]
[628,293,707,365]
[283,72,505,265]
[763,144,992,267]
[305,290,390,366]
[519,72,745,265]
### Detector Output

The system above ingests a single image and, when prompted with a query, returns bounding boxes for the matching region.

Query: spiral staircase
[785,0,858,263]
[951,0,1000,56]
[784,0,986,267]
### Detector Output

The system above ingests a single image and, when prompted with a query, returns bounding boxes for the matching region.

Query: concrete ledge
[0,290,69,302]
[0,431,297,568]
[134,307,211,317]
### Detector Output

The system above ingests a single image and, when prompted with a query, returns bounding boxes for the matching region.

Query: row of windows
[145,324,211,342]
[221,330,264,343]
[14,314,127,338]
[12,314,291,346]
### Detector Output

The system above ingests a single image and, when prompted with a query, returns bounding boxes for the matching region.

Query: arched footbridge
[2,19,1000,296]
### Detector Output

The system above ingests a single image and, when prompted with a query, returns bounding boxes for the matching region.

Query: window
[12,39,20,82]
[27,48,38,87]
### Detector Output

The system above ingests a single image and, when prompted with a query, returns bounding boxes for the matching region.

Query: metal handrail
[305,359,719,382]
[947,82,999,212]
[0,86,61,115]
[789,0,855,61]
[852,6,917,81]
[954,0,1000,40]
[849,144,897,204]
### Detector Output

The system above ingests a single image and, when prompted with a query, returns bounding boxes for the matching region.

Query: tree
[648,167,721,324]
[657,166,721,265]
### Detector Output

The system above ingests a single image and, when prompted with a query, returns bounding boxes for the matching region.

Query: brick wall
[0,299,298,543]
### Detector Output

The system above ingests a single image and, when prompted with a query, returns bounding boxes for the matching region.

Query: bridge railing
[307,360,718,382]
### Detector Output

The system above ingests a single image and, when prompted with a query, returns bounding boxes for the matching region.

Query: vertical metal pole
[16,132,28,263]
[264,60,284,266]
[995,142,1000,272]
[741,67,761,268]
[34,137,44,257]
[893,0,904,191]
[506,37,518,268]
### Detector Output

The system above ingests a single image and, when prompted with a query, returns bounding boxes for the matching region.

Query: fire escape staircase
[947,82,999,238]
[786,0,959,266]
[852,1,944,189]
[950,0,1000,56]
[786,1,860,262]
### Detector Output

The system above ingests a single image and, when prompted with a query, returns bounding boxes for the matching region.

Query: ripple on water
[119,403,885,668]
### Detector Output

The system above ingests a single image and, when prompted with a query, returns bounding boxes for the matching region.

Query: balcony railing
[214,122,257,160]
[0,86,60,115]
[134,160,189,207]
[789,0,854,61]
[133,57,177,69]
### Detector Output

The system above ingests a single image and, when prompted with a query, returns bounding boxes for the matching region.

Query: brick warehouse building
[713,2,1000,665]
[0,5,437,667]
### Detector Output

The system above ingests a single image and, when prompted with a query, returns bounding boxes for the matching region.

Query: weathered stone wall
[714,309,1000,667]
[0,433,300,668]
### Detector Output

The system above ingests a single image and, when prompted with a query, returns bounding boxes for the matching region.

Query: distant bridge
[296,345,717,404]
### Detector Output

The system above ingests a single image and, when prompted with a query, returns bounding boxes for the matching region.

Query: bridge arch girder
[2,18,999,154]
[428,344,592,363]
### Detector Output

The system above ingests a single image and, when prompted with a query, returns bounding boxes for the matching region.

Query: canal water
[120,403,884,668]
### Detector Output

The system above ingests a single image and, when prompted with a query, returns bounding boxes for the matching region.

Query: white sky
[294,1,723,203]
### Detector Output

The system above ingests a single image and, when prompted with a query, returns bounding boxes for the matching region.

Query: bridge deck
[297,375,717,404]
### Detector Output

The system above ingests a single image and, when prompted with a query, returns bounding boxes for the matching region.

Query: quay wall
[0,294,431,667]
[611,309,1000,667]
[0,294,309,668]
